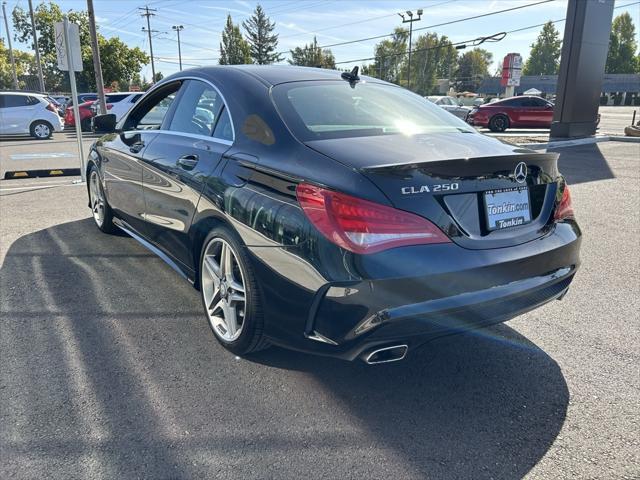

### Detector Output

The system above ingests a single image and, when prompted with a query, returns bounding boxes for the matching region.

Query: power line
[334,32,506,66]
[279,0,556,54]
[278,0,459,41]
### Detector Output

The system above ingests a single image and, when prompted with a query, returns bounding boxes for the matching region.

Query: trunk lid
[305,132,561,250]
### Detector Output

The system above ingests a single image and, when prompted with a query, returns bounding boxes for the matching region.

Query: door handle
[177,154,199,170]
[129,141,145,154]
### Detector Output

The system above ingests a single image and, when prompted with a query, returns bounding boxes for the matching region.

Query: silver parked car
[426,95,472,120]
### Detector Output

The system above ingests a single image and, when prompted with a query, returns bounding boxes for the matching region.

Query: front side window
[272,81,473,141]
[122,82,180,131]
[168,80,224,136]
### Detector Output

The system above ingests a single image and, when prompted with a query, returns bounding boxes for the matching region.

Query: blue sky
[5,0,640,80]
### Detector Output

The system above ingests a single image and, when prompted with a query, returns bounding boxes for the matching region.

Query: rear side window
[168,80,224,136]
[213,107,233,141]
[131,94,143,103]
[501,98,524,107]
[1,95,30,108]
[106,94,129,103]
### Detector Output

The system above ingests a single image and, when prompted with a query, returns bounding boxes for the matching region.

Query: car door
[528,97,554,127]
[100,82,181,233]
[140,79,233,270]
[503,98,525,126]
[0,95,36,134]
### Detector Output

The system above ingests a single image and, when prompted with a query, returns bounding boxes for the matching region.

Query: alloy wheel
[89,170,105,227]
[201,238,247,342]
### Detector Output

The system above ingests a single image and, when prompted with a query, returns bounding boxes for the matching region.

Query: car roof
[0,91,46,96]
[163,65,386,87]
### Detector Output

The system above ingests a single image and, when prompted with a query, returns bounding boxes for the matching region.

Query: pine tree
[288,37,335,69]
[523,21,562,76]
[219,14,251,65]
[243,5,282,65]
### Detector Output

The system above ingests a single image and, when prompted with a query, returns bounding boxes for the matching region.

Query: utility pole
[87,0,106,114]
[139,6,157,82]
[398,9,422,90]
[2,1,18,89]
[28,0,45,91]
[172,25,184,71]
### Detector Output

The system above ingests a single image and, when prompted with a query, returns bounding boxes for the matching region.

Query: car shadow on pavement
[250,328,569,479]
[0,218,569,479]
[554,143,615,185]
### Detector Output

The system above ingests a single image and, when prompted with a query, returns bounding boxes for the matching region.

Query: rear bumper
[251,222,581,361]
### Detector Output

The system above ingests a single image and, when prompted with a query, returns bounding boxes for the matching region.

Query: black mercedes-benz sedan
[87,66,580,364]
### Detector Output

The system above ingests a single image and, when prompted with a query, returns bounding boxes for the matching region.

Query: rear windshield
[272,80,474,141]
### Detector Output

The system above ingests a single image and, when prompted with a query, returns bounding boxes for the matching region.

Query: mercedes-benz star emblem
[514,162,527,184]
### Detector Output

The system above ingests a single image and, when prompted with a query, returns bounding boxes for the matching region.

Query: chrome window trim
[121,75,236,142]
[152,129,233,146]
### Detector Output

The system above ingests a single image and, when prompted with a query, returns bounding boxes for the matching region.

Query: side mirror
[93,113,117,133]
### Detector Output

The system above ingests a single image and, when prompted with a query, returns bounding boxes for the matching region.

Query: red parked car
[467,96,554,132]
[64,100,96,131]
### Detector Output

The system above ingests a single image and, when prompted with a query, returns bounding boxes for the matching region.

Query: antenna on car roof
[341,66,360,87]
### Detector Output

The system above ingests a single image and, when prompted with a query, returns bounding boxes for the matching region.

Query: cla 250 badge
[401,183,459,195]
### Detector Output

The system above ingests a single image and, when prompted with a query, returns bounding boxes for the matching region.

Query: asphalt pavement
[0,138,639,479]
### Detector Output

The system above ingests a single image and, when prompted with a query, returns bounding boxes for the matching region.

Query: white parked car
[90,92,144,122]
[0,91,65,139]
[426,95,472,120]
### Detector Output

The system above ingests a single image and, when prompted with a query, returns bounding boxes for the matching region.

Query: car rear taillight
[107,103,113,110]
[46,103,57,113]
[554,184,574,221]
[296,183,450,254]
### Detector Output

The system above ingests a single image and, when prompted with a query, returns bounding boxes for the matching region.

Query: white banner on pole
[54,21,83,72]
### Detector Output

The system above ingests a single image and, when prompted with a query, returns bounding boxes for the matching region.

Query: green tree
[523,21,562,75]
[408,32,458,95]
[606,12,639,73]
[454,48,492,92]
[219,14,251,65]
[242,4,281,64]
[12,1,148,92]
[288,37,335,69]
[371,28,407,84]
[0,39,36,89]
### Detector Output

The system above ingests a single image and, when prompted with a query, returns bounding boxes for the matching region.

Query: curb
[520,135,640,150]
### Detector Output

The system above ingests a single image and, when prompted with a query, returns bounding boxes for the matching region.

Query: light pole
[87,0,107,114]
[2,1,18,89]
[172,25,184,71]
[399,9,422,90]
[28,0,45,91]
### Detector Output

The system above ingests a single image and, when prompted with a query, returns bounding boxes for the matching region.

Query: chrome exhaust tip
[363,345,408,364]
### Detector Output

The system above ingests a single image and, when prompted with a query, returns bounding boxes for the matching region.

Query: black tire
[489,114,509,132]
[199,226,269,356]
[88,164,118,234]
[81,117,92,132]
[30,120,53,139]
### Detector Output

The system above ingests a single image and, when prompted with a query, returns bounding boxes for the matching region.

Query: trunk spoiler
[360,153,559,178]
